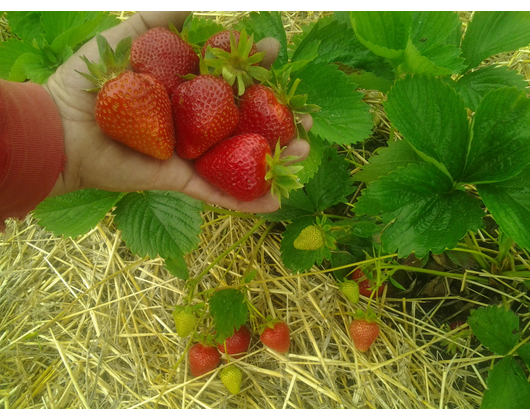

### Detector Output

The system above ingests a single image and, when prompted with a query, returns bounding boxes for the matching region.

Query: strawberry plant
[467,305,530,409]
[0,12,120,83]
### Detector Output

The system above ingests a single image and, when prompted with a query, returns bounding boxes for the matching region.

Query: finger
[298,113,313,132]
[280,138,310,163]
[255,37,280,70]
[181,174,280,214]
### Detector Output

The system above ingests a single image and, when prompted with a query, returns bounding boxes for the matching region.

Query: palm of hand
[44,12,309,214]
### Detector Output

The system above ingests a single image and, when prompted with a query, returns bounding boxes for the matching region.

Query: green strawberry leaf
[468,305,520,355]
[347,69,393,94]
[461,11,530,73]
[4,11,42,41]
[0,38,40,80]
[297,131,325,185]
[517,343,530,369]
[410,11,461,53]
[113,191,203,260]
[209,289,247,343]
[50,13,119,54]
[280,216,333,273]
[294,62,373,146]
[385,75,469,181]
[477,165,530,252]
[354,162,485,258]
[33,189,123,238]
[350,11,412,60]
[403,39,465,76]
[452,65,528,111]
[235,11,288,68]
[182,13,225,46]
[352,139,424,184]
[462,87,530,184]
[481,356,530,409]
[165,255,190,280]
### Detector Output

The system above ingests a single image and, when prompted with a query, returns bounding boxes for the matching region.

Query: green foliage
[209,289,248,343]
[461,11,530,73]
[165,256,190,280]
[0,11,120,83]
[354,74,530,257]
[34,189,123,237]
[468,306,530,409]
[182,13,224,46]
[468,305,519,355]
[234,11,288,68]
[451,66,528,111]
[293,62,373,146]
[113,191,203,260]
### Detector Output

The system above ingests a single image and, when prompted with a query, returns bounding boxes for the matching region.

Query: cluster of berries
[174,306,290,395]
[79,25,316,203]
[340,268,384,352]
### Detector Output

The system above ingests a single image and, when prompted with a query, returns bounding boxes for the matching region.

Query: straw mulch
[1,11,530,409]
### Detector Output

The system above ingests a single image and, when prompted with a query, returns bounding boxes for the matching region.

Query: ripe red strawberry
[351,268,384,298]
[78,34,175,160]
[217,325,251,358]
[260,320,290,353]
[349,318,380,352]
[201,29,258,58]
[188,343,221,377]
[194,133,303,203]
[235,84,296,150]
[172,75,239,160]
[131,26,199,96]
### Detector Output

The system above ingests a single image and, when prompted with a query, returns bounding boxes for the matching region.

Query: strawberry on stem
[194,134,303,204]
[220,365,243,395]
[259,319,290,353]
[217,325,252,359]
[77,34,175,160]
[173,305,198,338]
[188,342,221,377]
[349,308,380,353]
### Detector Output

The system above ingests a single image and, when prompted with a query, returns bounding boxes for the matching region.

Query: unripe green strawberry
[339,280,360,304]
[293,225,324,250]
[220,365,243,395]
[172,305,197,338]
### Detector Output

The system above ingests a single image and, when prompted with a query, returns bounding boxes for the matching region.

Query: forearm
[0,79,65,231]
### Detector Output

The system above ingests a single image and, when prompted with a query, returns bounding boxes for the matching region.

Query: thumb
[255,37,280,69]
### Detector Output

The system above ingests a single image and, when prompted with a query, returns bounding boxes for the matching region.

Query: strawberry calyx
[353,307,379,324]
[76,33,132,92]
[264,142,303,207]
[203,28,270,95]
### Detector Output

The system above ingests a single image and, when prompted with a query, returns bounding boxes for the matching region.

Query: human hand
[44,11,312,213]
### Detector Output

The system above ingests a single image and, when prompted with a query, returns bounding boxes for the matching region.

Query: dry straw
[1,11,530,409]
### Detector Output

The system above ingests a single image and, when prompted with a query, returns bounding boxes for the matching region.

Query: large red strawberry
[217,325,252,358]
[194,133,303,203]
[235,84,296,150]
[260,320,290,353]
[188,343,221,377]
[172,75,239,160]
[349,319,380,353]
[78,34,175,160]
[131,26,199,97]
[201,29,258,59]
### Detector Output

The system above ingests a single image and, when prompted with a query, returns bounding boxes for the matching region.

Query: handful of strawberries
[78,23,319,204]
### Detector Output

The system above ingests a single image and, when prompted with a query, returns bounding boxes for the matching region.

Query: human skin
[43,11,312,214]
